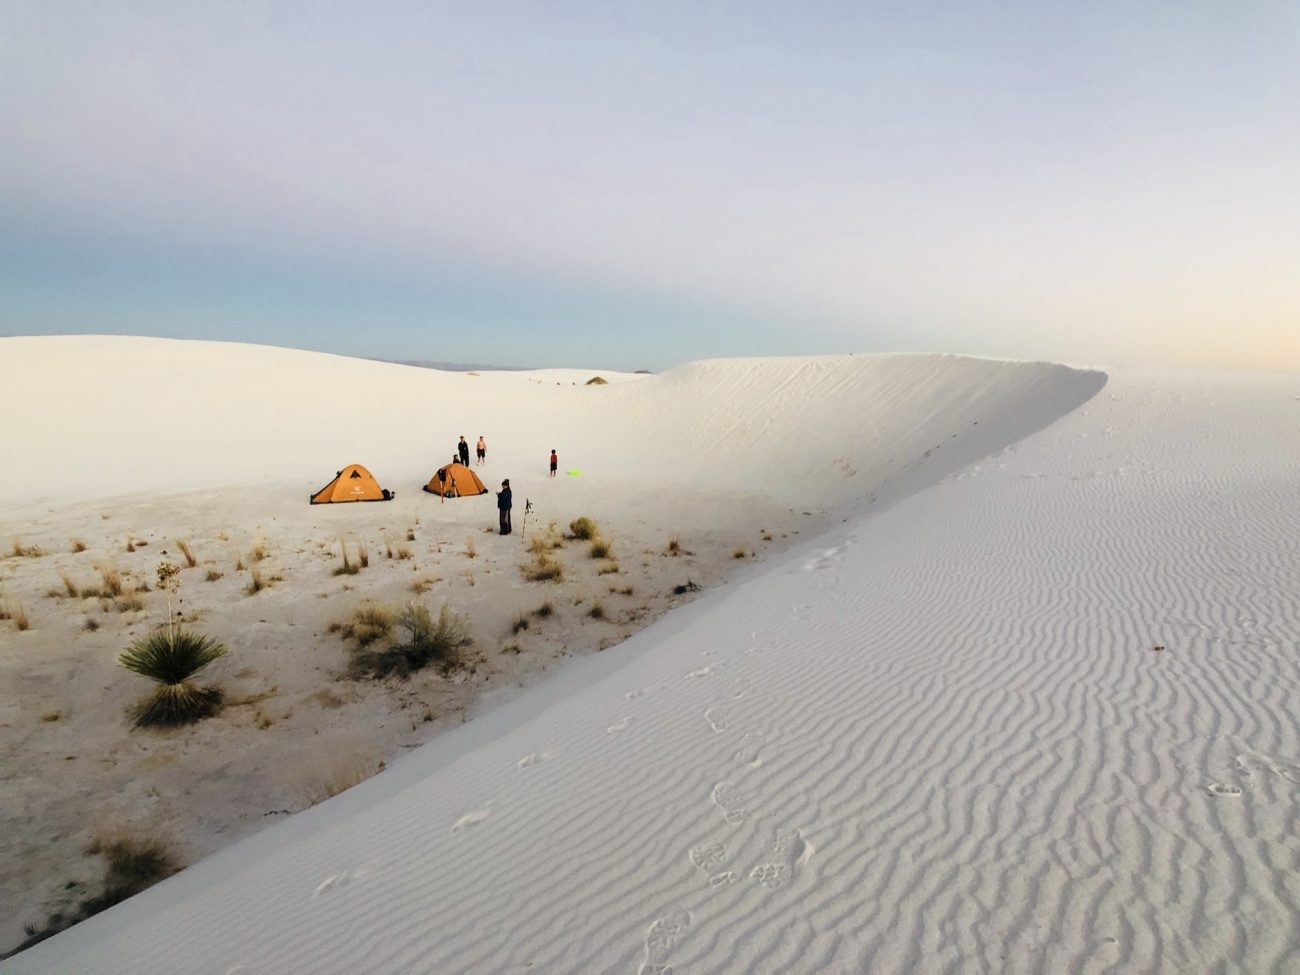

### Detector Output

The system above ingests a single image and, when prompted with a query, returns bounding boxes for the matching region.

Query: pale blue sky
[2,2,1297,369]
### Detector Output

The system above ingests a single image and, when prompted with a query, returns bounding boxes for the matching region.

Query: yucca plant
[117,559,227,726]
[118,630,227,726]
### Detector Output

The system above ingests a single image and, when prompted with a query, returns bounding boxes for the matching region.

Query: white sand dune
[3,339,1297,973]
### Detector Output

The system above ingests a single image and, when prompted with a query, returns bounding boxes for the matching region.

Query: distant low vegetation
[350,602,470,679]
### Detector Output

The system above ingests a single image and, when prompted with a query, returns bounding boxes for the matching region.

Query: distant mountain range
[375,358,529,372]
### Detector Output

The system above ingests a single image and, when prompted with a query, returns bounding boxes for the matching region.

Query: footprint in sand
[730,678,752,699]
[517,751,551,769]
[1208,782,1242,797]
[686,666,717,680]
[689,842,728,871]
[638,911,691,975]
[451,806,492,832]
[705,707,728,733]
[606,716,634,734]
[709,871,738,888]
[734,731,766,768]
[625,688,649,700]
[749,826,811,890]
[711,781,750,824]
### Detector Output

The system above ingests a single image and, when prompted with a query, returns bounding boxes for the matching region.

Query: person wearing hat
[496,478,513,535]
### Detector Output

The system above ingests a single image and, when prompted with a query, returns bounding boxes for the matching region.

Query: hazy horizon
[3,2,1297,372]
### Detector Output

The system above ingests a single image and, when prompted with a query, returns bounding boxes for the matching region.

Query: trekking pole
[523,498,533,537]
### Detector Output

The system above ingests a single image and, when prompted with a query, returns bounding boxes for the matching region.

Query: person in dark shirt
[497,479,513,535]
[458,436,470,467]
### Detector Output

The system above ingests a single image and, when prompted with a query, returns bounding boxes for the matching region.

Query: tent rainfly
[310,464,394,504]
[423,462,489,498]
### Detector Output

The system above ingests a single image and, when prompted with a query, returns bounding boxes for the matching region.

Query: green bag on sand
[566,469,582,476]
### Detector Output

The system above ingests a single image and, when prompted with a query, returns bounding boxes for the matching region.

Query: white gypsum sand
[2,337,1296,972]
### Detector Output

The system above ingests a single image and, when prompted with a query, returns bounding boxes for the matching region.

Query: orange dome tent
[310,464,393,504]
[423,462,488,498]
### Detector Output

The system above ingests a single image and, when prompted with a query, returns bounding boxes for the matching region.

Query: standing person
[497,479,513,535]
[476,435,486,466]
[458,436,470,467]
[549,449,558,478]
[434,464,448,504]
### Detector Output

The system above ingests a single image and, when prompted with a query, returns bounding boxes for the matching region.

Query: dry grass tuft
[588,538,612,560]
[569,517,599,541]
[733,547,747,559]
[84,617,100,632]
[70,538,87,553]
[303,746,385,805]
[511,612,530,635]
[396,544,412,560]
[588,602,605,620]
[409,577,433,594]
[246,566,266,595]
[358,543,369,569]
[597,561,620,575]
[333,539,360,576]
[59,571,79,597]
[330,602,394,647]
[405,527,416,542]
[585,375,608,385]
[126,539,135,553]
[176,540,197,568]
[96,565,124,597]
[534,600,554,618]
[115,592,145,613]
[522,552,563,582]
[249,542,269,563]
[11,603,31,630]
[465,536,477,559]
[11,539,45,558]
[205,569,223,582]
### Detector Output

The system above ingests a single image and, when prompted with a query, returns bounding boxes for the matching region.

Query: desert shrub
[733,547,747,559]
[588,602,605,620]
[465,536,477,559]
[523,553,563,582]
[70,538,87,553]
[569,517,598,540]
[511,612,530,635]
[205,569,223,582]
[585,376,607,385]
[118,629,227,726]
[534,600,554,618]
[175,540,197,568]
[588,538,612,559]
[332,602,394,647]
[84,617,100,632]
[12,833,178,954]
[351,603,470,679]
